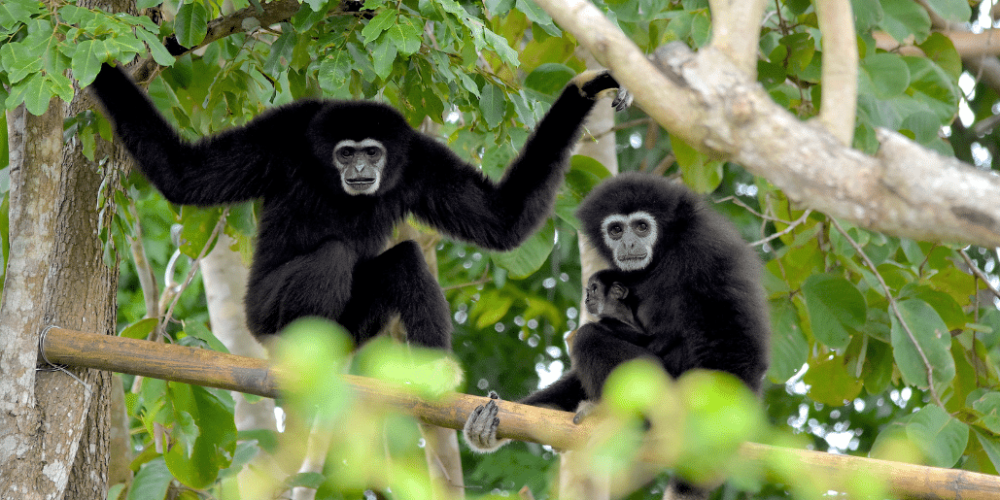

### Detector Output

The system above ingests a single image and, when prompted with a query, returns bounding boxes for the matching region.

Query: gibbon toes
[462,391,509,453]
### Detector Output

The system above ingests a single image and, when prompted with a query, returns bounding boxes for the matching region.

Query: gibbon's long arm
[90,64,320,205]
[408,71,627,251]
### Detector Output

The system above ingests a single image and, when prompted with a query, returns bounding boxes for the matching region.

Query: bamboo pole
[41,327,1000,500]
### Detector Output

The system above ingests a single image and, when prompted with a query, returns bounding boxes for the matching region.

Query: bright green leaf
[905,405,969,468]
[174,3,209,49]
[178,206,223,258]
[922,0,971,23]
[524,63,574,97]
[890,298,955,390]
[671,135,723,194]
[387,19,421,56]
[861,53,910,99]
[371,40,397,80]
[491,218,554,279]
[127,458,172,500]
[120,317,158,340]
[361,9,396,44]
[767,299,807,382]
[801,274,866,349]
[803,355,864,406]
[479,83,506,129]
[879,0,931,43]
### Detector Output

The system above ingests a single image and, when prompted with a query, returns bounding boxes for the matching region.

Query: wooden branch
[814,0,858,145]
[130,0,304,83]
[531,0,1000,248]
[708,0,766,78]
[40,328,1000,500]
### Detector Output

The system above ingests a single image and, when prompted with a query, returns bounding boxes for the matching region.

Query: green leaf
[371,39,397,80]
[479,83,505,129]
[387,19,421,56]
[801,274,866,349]
[974,429,1000,473]
[483,26,519,67]
[917,32,962,80]
[803,355,863,406]
[556,155,611,228]
[361,9,396,44]
[922,0,971,23]
[671,135,723,194]
[767,299,807,382]
[0,40,45,84]
[861,53,910,99]
[524,63,574,97]
[174,2,209,49]
[178,206,222,258]
[904,56,959,124]
[515,0,560,37]
[164,384,237,489]
[890,298,955,390]
[120,317,158,340]
[880,0,931,43]
[10,72,55,116]
[474,291,515,329]
[491,218,555,279]
[899,284,965,331]
[905,405,969,468]
[71,39,108,88]
[136,0,164,9]
[0,0,44,30]
[264,30,297,75]
[850,0,884,33]
[127,458,172,500]
[970,392,1000,434]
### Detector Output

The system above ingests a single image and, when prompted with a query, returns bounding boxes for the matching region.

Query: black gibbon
[90,63,629,350]
[464,173,770,474]
[582,269,650,348]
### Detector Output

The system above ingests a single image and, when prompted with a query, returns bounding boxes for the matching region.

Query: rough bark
[533,0,1000,248]
[0,93,119,500]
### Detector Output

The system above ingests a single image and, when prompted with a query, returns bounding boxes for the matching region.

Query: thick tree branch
[130,0,304,83]
[708,0,766,78]
[532,0,1000,248]
[40,327,1000,500]
[814,0,858,145]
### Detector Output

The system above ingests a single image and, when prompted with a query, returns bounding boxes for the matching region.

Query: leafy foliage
[2,0,1000,499]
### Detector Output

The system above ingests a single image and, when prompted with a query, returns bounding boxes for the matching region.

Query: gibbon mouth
[346,178,376,186]
[620,253,647,261]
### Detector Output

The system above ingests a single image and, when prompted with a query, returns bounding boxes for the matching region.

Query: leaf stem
[829,218,943,407]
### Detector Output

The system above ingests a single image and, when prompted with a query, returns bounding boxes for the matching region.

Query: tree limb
[531,0,1000,248]
[39,327,1000,500]
[814,0,858,145]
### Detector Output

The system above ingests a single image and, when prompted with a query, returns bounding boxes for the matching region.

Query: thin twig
[160,209,230,332]
[830,218,944,407]
[714,195,796,225]
[749,209,812,247]
[959,248,1000,301]
[441,268,492,292]
[580,117,653,142]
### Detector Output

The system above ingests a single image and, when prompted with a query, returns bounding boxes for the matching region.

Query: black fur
[582,269,650,348]
[465,173,769,454]
[90,63,623,350]
[553,173,769,403]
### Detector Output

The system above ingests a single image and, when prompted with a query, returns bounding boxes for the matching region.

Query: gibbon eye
[636,221,649,233]
[609,224,623,237]
[365,147,380,156]
[338,148,354,158]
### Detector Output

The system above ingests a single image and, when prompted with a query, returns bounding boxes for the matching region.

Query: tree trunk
[561,52,618,500]
[0,88,121,498]
[200,234,283,494]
